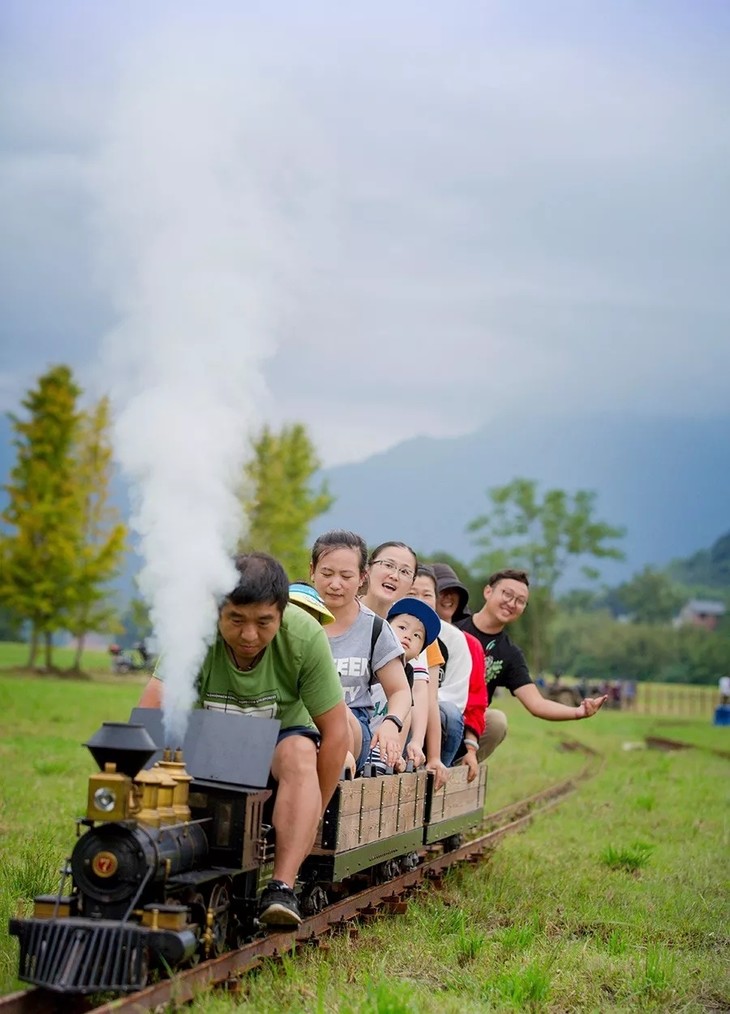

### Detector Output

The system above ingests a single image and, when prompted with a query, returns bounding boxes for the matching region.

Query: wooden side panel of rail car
[306,770,428,879]
[424,762,488,843]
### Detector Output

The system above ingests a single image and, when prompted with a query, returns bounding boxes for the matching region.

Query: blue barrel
[713,705,730,726]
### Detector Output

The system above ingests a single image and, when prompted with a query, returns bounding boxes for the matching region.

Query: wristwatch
[382,714,404,732]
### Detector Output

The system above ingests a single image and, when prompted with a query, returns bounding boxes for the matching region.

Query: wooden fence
[616,682,718,718]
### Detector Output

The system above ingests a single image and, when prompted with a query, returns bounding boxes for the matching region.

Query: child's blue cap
[387,597,441,647]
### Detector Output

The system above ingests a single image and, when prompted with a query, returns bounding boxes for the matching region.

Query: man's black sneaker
[258,881,302,927]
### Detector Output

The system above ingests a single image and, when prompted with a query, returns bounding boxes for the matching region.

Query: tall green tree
[0,365,82,668]
[615,566,685,625]
[240,423,334,579]
[468,478,625,672]
[64,396,127,671]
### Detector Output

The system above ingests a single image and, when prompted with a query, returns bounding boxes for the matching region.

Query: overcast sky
[2,0,729,466]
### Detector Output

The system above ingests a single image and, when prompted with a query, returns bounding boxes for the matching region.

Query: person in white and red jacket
[411,566,488,781]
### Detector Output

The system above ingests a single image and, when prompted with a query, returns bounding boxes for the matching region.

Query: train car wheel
[401,851,420,871]
[300,883,329,916]
[374,858,402,883]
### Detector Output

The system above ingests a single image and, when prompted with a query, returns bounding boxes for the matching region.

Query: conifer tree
[240,423,334,579]
[64,396,127,670]
[0,365,82,668]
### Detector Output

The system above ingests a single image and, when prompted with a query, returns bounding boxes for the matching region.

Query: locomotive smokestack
[84,722,159,778]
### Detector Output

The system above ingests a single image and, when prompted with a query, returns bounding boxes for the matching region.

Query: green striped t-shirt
[196,604,343,730]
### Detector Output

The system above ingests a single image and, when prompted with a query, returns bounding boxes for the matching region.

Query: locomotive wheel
[128,943,149,990]
[186,890,207,927]
[207,881,231,956]
[185,892,206,965]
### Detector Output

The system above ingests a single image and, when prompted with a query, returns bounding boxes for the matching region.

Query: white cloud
[0,1,728,469]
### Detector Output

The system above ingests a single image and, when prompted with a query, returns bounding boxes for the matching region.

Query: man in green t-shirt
[139,553,348,928]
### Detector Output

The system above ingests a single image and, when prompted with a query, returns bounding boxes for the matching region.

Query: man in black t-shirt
[456,568,607,761]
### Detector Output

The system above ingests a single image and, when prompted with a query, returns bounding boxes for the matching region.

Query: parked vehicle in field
[539,673,583,707]
[108,641,157,675]
[539,674,617,708]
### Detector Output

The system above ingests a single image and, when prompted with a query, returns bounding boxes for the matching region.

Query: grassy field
[0,672,728,1012]
[0,639,126,675]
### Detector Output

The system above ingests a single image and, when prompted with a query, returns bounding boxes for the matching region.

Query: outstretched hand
[576,694,608,719]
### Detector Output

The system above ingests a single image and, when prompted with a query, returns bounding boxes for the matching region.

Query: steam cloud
[92,28,325,744]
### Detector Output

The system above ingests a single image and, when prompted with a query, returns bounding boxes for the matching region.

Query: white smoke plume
[91,25,329,745]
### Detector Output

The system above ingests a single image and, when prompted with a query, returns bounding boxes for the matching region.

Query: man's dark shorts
[276,725,321,747]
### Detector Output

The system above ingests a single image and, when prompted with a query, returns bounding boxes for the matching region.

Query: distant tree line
[425,531,730,686]
[548,611,730,685]
[2,365,728,685]
[667,531,730,590]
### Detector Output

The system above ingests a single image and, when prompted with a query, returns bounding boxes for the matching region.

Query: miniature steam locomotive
[9,710,487,996]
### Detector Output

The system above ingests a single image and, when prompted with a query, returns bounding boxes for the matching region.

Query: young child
[387,596,441,675]
[368,596,441,773]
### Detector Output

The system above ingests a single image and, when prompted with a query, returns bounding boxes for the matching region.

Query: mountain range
[1,412,729,594]
[316,413,730,587]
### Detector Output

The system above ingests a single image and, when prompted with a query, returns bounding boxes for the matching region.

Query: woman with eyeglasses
[310,530,411,776]
[360,542,444,774]
[360,542,418,618]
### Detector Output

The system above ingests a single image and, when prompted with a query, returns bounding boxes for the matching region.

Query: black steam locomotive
[9,709,487,996]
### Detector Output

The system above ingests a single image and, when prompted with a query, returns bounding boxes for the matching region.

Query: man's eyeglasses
[371,559,415,581]
[500,588,528,609]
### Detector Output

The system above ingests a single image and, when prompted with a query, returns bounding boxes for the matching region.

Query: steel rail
[1,751,599,1014]
[645,735,730,760]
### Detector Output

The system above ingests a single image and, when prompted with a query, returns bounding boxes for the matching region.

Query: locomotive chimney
[83,723,160,823]
[84,722,158,778]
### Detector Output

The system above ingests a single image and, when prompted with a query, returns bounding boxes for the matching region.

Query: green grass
[0,674,728,1011]
[0,672,143,991]
[600,841,655,872]
[0,639,120,674]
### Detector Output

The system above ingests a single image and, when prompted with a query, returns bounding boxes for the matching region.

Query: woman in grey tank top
[311,530,410,774]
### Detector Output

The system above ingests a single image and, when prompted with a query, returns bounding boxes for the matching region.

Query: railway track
[645,735,730,760]
[1,748,599,1014]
